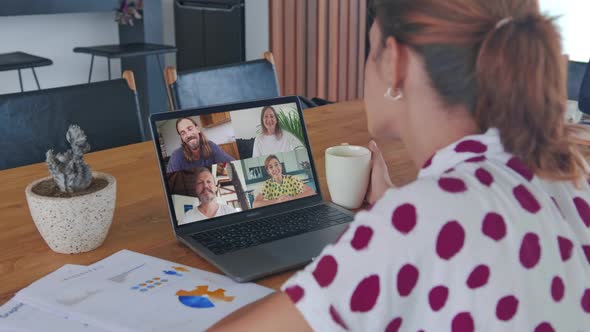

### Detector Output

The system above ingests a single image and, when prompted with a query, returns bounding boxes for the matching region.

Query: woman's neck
[272,174,283,184]
[401,100,479,168]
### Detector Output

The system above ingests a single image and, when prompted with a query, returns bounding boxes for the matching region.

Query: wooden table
[0,100,418,305]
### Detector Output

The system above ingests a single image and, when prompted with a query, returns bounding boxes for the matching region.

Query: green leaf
[276,106,305,146]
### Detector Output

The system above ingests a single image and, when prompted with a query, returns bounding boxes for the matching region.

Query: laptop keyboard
[191,205,353,255]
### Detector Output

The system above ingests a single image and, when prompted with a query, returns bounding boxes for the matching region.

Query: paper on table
[0,298,109,332]
[15,250,274,332]
[0,265,107,332]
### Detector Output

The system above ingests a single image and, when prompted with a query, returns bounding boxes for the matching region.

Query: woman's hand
[366,140,394,205]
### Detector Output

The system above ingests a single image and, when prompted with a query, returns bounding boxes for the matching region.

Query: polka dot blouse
[281,129,590,331]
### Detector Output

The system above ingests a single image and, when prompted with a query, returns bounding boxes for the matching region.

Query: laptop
[149,96,354,282]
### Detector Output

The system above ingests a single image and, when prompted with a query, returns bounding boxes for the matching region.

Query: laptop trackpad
[215,223,348,282]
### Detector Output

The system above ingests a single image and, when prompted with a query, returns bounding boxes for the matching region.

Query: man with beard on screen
[181,167,237,224]
[166,117,235,173]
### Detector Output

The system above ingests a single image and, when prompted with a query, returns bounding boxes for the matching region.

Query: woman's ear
[384,36,408,90]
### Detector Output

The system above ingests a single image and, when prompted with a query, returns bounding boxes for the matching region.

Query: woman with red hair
[212,0,590,330]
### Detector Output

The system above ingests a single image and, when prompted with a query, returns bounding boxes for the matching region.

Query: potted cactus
[25,125,117,254]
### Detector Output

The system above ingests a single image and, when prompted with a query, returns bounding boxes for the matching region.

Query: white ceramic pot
[25,172,116,254]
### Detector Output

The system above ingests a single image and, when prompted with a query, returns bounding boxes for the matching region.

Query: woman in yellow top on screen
[252,155,314,208]
[252,106,301,157]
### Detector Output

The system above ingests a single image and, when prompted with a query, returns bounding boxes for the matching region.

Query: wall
[540,0,590,62]
[161,0,176,66]
[245,0,270,60]
[0,12,120,94]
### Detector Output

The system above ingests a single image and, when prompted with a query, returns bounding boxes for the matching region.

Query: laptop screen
[152,98,320,226]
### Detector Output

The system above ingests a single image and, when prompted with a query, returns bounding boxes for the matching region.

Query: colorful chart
[176,286,235,309]
[130,277,168,292]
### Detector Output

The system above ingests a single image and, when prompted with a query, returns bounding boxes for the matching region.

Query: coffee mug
[325,144,371,209]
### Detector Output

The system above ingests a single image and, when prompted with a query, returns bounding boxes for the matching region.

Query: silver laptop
[149,96,353,282]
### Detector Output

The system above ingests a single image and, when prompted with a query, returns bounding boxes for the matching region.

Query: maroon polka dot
[466,155,486,163]
[428,286,449,311]
[507,157,533,181]
[482,212,506,241]
[475,168,494,187]
[438,177,468,193]
[284,285,304,303]
[422,155,433,169]
[351,226,373,250]
[350,275,380,312]
[573,197,590,227]
[557,236,574,262]
[583,245,590,264]
[519,233,541,269]
[385,317,402,332]
[551,197,564,218]
[551,276,565,302]
[436,221,465,260]
[513,185,541,214]
[391,203,417,234]
[534,322,555,332]
[496,295,519,321]
[582,289,590,313]
[466,265,490,289]
[334,225,350,244]
[451,312,474,332]
[313,255,338,288]
[329,305,349,330]
[397,264,419,297]
[455,140,488,154]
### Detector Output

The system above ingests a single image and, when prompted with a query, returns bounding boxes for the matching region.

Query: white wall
[0,12,120,94]
[161,0,176,66]
[230,107,263,139]
[540,0,590,62]
[245,0,270,60]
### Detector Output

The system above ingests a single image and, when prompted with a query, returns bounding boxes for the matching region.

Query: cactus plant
[46,125,93,193]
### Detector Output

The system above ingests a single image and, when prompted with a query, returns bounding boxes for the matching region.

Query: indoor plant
[25,125,117,254]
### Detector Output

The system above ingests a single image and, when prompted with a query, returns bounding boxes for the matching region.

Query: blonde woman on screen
[252,106,301,157]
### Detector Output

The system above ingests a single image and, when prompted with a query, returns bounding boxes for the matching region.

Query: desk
[0,100,417,305]
[73,43,177,83]
[0,51,53,91]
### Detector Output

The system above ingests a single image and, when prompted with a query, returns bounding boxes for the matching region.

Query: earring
[384,87,403,101]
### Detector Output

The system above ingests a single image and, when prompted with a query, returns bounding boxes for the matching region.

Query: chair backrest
[0,73,143,170]
[567,60,587,101]
[578,59,590,114]
[165,52,280,110]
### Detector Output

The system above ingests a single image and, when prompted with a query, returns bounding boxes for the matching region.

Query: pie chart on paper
[176,285,235,309]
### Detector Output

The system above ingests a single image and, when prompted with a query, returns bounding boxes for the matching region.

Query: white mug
[325,144,371,209]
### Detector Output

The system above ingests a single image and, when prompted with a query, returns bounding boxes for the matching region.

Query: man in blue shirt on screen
[166,117,235,173]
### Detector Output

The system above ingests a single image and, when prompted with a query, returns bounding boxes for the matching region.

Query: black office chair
[567,60,587,102]
[164,52,325,111]
[0,71,144,170]
[165,52,281,110]
[578,59,590,114]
